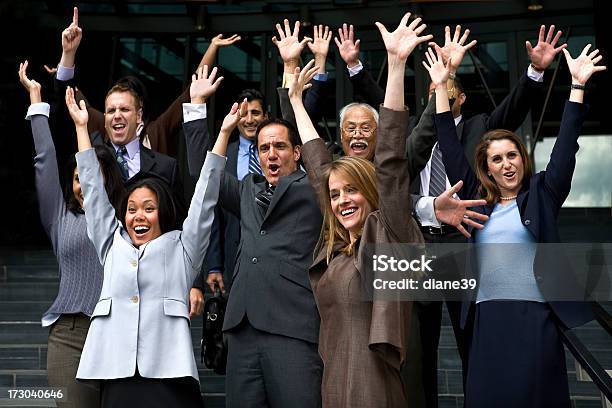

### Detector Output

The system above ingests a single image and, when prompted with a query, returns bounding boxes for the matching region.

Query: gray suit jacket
[183,119,322,343]
[75,148,224,380]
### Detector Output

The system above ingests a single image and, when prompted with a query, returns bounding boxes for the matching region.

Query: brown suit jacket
[302,107,424,370]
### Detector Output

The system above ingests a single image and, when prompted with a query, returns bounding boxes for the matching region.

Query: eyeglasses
[342,125,376,137]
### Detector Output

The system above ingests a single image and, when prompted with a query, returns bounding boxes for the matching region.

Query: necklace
[499,195,517,201]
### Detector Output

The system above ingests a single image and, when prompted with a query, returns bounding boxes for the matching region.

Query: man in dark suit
[184,107,323,406]
[204,89,269,294]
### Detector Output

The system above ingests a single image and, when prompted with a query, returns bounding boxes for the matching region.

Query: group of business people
[19,5,606,408]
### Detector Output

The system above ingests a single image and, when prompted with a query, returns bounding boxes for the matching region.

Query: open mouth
[133,225,150,236]
[268,163,280,176]
[112,123,127,134]
[350,140,368,153]
[340,207,357,218]
[503,171,516,180]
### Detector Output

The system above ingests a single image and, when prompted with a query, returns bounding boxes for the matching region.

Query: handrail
[593,302,612,338]
[557,304,612,403]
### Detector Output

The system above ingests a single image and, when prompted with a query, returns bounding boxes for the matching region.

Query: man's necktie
[255,184,276,212]
[248,143,262,175]
[116,146,130,181]
[428,143,447,197]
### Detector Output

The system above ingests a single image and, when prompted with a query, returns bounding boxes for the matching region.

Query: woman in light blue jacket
[64,66,229,408]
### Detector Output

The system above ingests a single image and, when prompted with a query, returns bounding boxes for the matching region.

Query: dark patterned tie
[248,143,262,175]
[115,145,130,181]
[428,143,447,197]
[255,184,276,212]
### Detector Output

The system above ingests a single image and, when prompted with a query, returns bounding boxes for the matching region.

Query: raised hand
[287,59,319,102]
[563,44,606,85]
[61,7,82,55]
[307,25,331,56]
[433,181,489,238]
[376,13,433,63]
[334,23,361,68]
[18,61,42,104]
[43,65,58,75]
[220,99,248,134]
[211,33,241,48]
[429,25,477,73]
[526,25,567,71]
[272,19,312,65]
[190,65,224,104]
[65,86,88,127]
[422,45,451,87]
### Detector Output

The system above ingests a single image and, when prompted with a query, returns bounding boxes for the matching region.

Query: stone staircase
[0,248,226,407]
[1,248,611,408]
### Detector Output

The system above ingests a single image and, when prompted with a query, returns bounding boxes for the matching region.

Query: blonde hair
[319,157,379,263]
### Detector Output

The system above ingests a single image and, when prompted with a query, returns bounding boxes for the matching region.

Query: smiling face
[340,106,377,160]
[125,187,162,247]
[486,139,525,198]
[72,168,84,209]
[328,170,373,242]
[257,123,300,186]
[237,99,267,141]
[104,91,142,146]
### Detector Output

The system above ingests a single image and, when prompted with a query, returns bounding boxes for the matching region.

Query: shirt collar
[454,115,463,126]
[239,134,255,153]
[111,137,140,159]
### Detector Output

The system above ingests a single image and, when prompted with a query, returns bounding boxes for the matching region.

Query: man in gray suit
[184,109,322,407]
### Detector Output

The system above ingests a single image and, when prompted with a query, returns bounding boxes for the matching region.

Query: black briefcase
[201,289,228,375]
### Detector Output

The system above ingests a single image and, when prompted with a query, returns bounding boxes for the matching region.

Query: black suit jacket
[183,119,322,344]
[203,141,241,287]
[435,101,594,329]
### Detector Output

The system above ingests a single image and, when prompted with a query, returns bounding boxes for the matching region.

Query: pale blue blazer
[75,148,224,380]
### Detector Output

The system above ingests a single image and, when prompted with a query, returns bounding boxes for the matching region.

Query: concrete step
[0,283,59,302]
[0,302,52,322]
[0,265,59,283]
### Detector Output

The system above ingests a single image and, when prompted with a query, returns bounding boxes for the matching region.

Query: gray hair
[338,102,379,130]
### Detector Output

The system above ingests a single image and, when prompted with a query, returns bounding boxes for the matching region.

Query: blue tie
[248,143,262,175]
[116,146,129,181]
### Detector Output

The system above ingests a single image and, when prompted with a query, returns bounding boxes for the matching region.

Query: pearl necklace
[499,195,517,201]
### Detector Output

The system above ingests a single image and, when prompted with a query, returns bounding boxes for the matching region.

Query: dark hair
[105,83,143,111]
[64,146,126,217]
[115,76,149,121]
[452,75,465,95]
[236,89,267,114]
[474,129,533,205]
[255,118,301,149]
[120,176,179,234]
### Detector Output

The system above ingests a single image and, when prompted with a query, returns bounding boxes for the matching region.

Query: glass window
[534,135,612,207]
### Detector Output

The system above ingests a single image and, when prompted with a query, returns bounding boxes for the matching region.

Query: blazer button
[260,230,267,236]
[130,295,139,303]
[535,276,543,283]
[251,257,258,264]
[524,219,531,226]
[130,260,137,267]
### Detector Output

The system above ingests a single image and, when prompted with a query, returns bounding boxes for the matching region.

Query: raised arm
[336,24,385,106]
[375,13,431,241]
[19,61,66,244]
[543,45,605,206]
[424,46,478,199]
[485,25,564,131]
[137,34,239,155]
[66,87,119,264]
[287,60,332,212]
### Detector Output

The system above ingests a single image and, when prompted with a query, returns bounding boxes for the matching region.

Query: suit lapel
[139,143,156,175]
[262,170,306,224]
[456,120,464,143]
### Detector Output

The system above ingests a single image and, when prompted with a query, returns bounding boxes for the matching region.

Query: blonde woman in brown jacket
[287,13,442,408]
